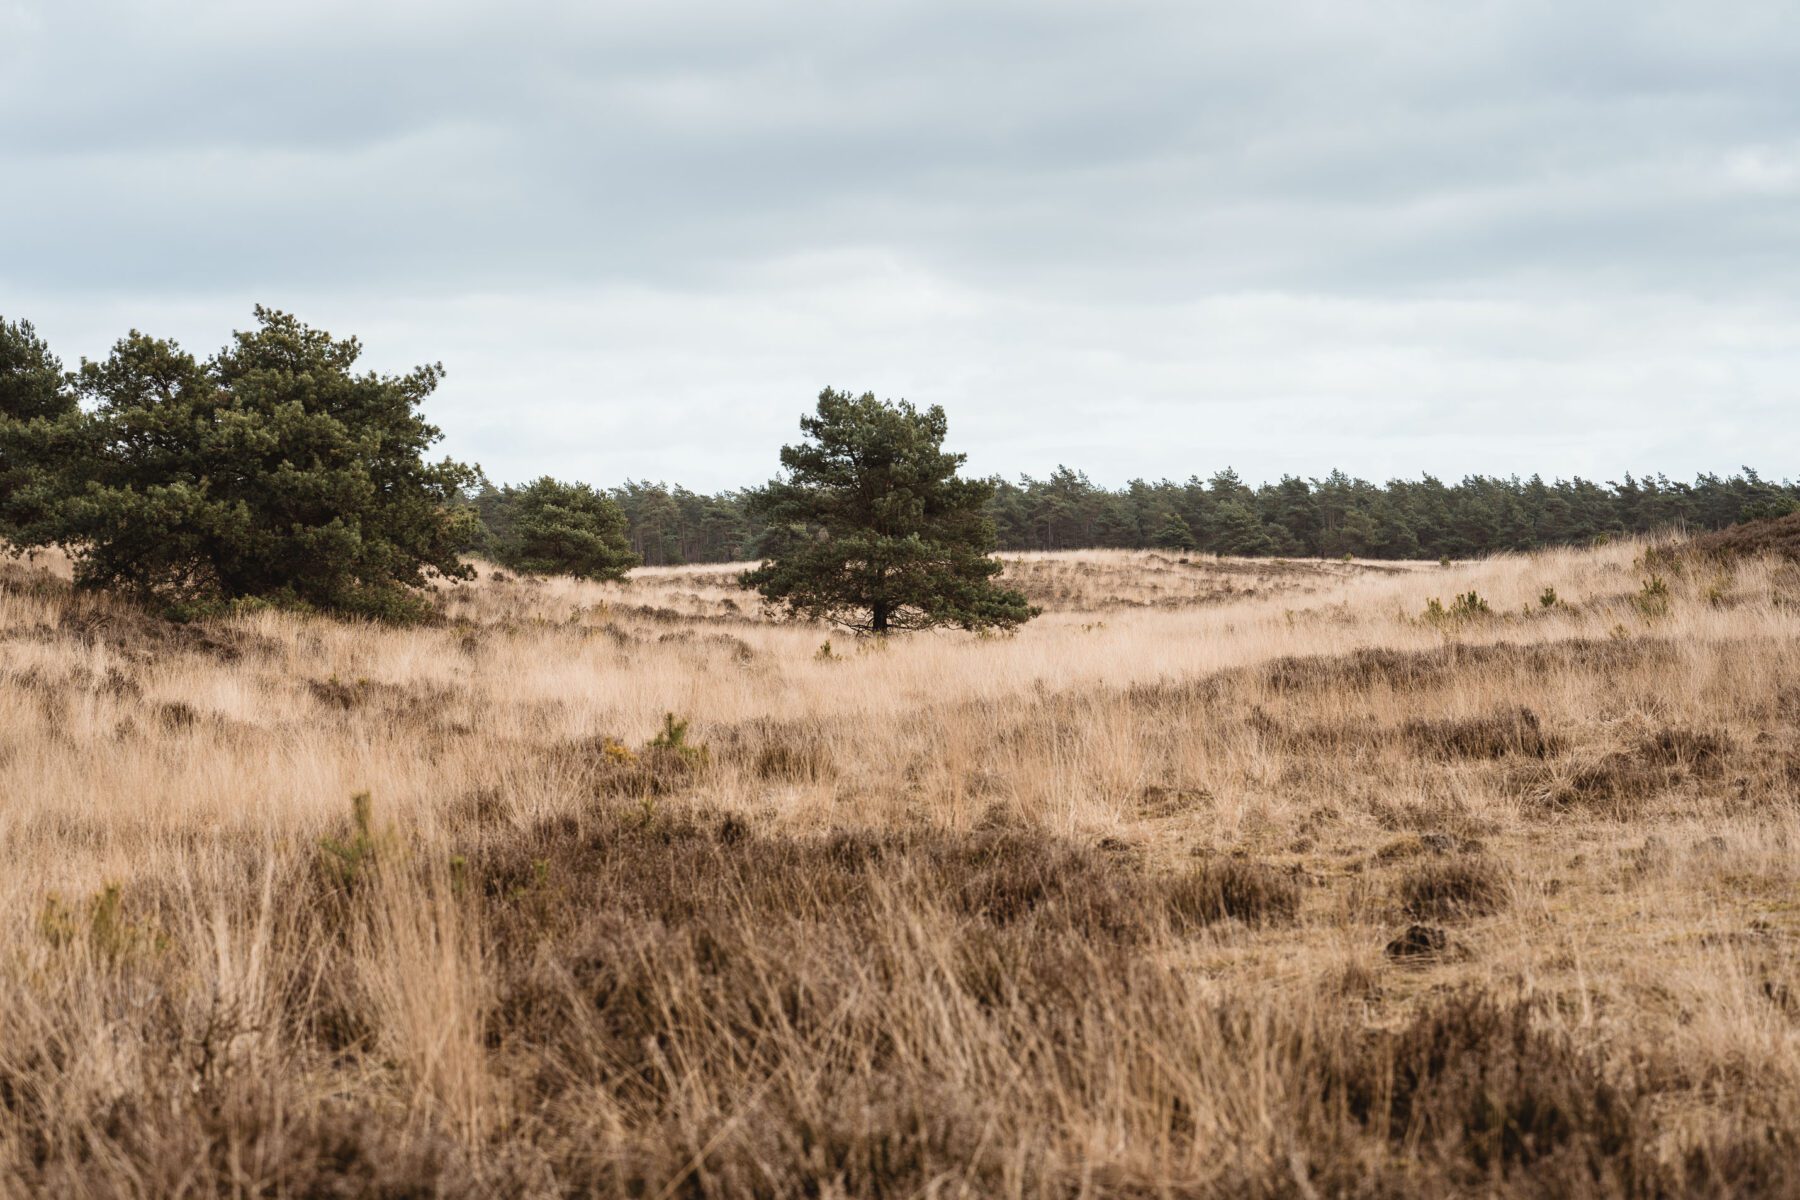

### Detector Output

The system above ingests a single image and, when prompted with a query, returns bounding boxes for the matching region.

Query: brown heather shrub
[156,700,202,729]
[1121,672,1232,713]
[1637,726,1731,772]
[1396,854,1512,921]
[1654,510,1800,566]
[1307,992,1800,1195]
[1402,705,1563,759]
[3,780,1797,1197]
[0,556,70,601]
[1265,644,1455,693]
[1167,859,1302,930]
[1246,705,1390,753]
[10,1093,483,1200]
[1320,993,1642,1182]
[939,831,1150,939]
[468,818,1694,1194]
[53,591,279,663]
[457,811,1150,948]
[1375,832,1484,862]
[1136,782,1212,817]
[1524,759,1647,816]
[1385,922,1452,959]
[752,738,834,781]
[1526,727,1733,816]
[1264,637,1675,695]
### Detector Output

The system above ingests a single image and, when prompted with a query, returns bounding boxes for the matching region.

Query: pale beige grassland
[1,541,1796,1196]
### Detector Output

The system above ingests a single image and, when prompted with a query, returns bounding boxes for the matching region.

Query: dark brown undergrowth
[1167,859,1302,929]
[0,557,70,602]
[1264,638,1674,695]
[1654,511,1800,566]
[1246,706,1390,754]
[1249,703,1567,763]
[1522,727,1733,816]
[1309,992,1742,1197]
[1396,854,1513,921]
[1403,705,1564,759]
[5,809,1798,1197]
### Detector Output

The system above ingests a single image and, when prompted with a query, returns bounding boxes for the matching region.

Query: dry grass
[3,540,1800,1195]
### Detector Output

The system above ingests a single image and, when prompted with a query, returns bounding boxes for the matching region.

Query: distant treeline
[482,468,1800,566]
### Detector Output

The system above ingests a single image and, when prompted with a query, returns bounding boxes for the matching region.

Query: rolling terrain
[2,540,1798,1196]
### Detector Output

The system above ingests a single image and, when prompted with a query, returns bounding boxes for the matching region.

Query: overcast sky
[4,1,1797,490]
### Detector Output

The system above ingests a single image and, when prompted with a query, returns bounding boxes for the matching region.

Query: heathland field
[3,540,1799,1196]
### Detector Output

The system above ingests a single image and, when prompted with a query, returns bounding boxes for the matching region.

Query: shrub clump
[568,714,712,799]
[1323,992,1644,1183]
[1402,706,1563,759]
[1528,727,1731,815]
[944,833,1147,940]
[1650,510,1800,567]
[1396,855,1511,921]
[1637,726,1730,770]
[1385,923,1451,960]
[1262,638,1671,696]
[1167,859,1301,930]
[1422,591,1492,625]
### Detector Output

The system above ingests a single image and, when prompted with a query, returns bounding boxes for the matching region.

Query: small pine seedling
[649,713,709,766]
[1635,575,1671,618]
[320,791,379,892]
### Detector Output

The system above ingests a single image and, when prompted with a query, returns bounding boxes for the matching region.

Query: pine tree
[1151,510,1197,551]
[1211,500,1273,556]
[489,477,638,581]
[52,308,478,619]
[742,389,1037,634]
[0,317,82,549]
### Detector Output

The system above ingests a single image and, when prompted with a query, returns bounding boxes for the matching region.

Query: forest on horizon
[501,466,1800,567]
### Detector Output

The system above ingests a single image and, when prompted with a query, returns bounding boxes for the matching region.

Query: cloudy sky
[4,1,1797,490]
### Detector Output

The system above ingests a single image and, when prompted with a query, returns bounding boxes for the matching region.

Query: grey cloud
[3,1,1797,487]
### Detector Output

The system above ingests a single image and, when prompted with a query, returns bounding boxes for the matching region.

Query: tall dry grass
[1,540,1797,1195]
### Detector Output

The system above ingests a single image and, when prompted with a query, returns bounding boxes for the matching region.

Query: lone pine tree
[742,388,1037,634]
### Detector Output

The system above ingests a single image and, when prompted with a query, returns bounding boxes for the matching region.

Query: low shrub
[1396,855,1511,921]
[1402,706,1562,759]
[1167,860,1301,930]
[1424,591,1492,624]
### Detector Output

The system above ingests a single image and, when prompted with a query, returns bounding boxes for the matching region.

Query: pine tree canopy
[485,477,639,581]
[741,388,1038,634]
[0,316,82,548]
[23,307,479,621]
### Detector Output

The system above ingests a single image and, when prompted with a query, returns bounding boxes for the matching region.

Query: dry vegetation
[3,538,1800,1196]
